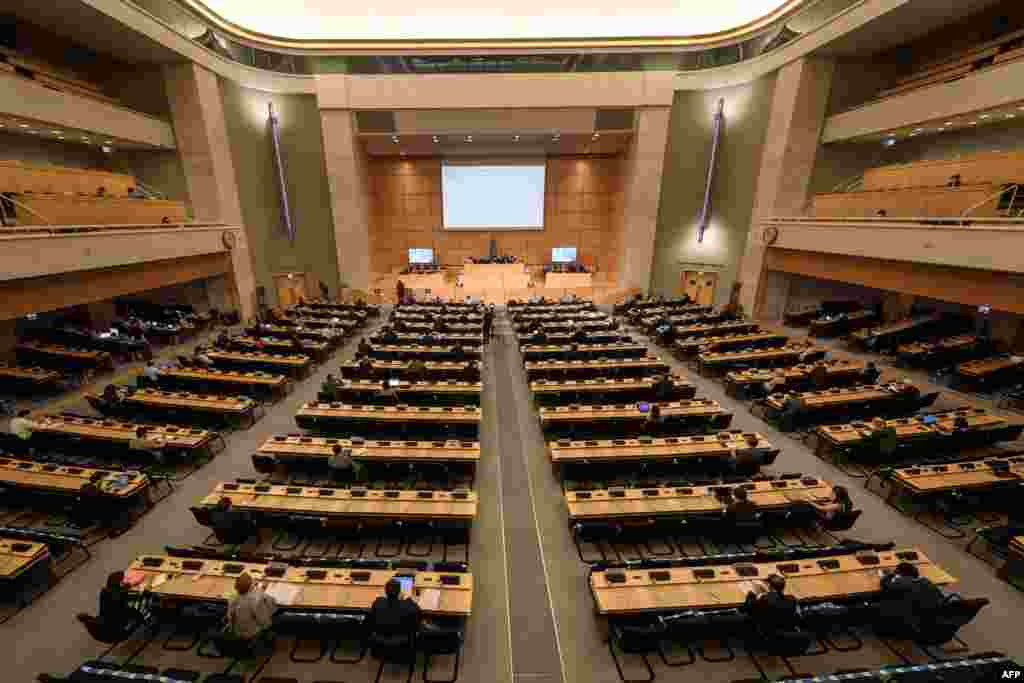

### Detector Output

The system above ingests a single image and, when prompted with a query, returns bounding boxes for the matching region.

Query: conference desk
[525,357,670,381]
[397,322,483,334]
[897,334,981,367]
[462,262,529,290]
[589,547,954,615]
[566,475,832,522]
[295,402,480,439]
[324,379,481,406]
[230,337,330,362]
[396,271,446,293]
[671,321,759,340]
[955,355,1024,391]
[0,363,62,393]
[849,313,950,350]
[0,455,149,498]
[198,481,477,523]
[530,376,695,406]
[207,351,312,379]
[815,407,1021,458]
[539,320,616,332]
[808,310,877,338]
[723,359,866,399]
[517,331,626,345]
[513,311,608,323]
[675,331,789,356]
[262,323,351,342]
[508,302,595,313]
[125,555,472,616]
[373,333,483,346]
[783,306,822,327]
[538,399,731,436]
[339,360,477,382]
[0,537,50,581]
[32,414,223,458]
[297,302,378,318]
[640,312,728,331]
[394,303,481,313]
[548,432,778,469]
[256,435,481,467]
[883,454,1024,496]
[112,389,261,428]
[764,383,923,431]
[368,344,482,361]
[625,303,708,321]
[544,272,592,289]
[520,343,648,361]
[393,311,483,323]
[696,344,821,377]
[157,368,291,401]
[15,342,114,372]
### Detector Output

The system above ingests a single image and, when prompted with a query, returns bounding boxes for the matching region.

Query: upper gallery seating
[0,45,122,107]
[872,27,1024,102]
[0,161,188,226]
[810,150,1024,219]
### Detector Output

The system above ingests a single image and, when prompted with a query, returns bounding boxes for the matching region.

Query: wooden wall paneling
[765,248,1024,314]
[0,253,230,321]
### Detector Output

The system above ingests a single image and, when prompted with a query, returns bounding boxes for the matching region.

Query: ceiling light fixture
[19,123,29,128]
[465,135,473,142]
[980,114,990,119]
[432,135,439,143]
[513,135,520,141]
[391,135,399,143]
[592,132,600,139]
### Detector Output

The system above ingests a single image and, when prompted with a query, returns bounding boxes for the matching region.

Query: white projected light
[442,163,545,230]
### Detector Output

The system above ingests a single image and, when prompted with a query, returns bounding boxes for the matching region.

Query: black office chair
[819,509,862,532]
[76,613,137,644]
[912,597,989,653]
[418,619,465,683]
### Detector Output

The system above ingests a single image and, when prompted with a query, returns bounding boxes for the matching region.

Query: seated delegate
[224,572,278,648]
[875,561,949,636]
[208,496,256,545]
[97,571,147,636]
[743,574,799,633]
[367,578,421,657]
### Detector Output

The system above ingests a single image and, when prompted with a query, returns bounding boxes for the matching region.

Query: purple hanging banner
[269,102,295,242]
[697,98,724,244]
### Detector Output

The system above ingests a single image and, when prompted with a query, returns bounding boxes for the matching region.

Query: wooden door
[274,274,308,308]
[682,271,717,306]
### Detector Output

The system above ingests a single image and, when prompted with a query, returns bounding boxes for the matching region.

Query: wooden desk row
[849,313,949,349]
[675,331,789,356]
[0,455,149,497]
[815,407,1021,454]
[548,432,777,466]
[897,334,980,366]
[955,355,1024,390]
[340,360,477,381]
[670,321,759,339]
[297,403,480,423]
[0,363,62,390]
[566,476,832,521]
[33,414,220,454]
[397,322,483,333]
[207,351,312,378]
[764,383,923,431]
[513,312,608,323]
[508,302,595,313]
[885,454,1024,495]
[95,389,260,428]
[539,399,727,425]
[639,312,727,330]
[0,537,50,580]
[374,332,482,344]
[520,343,648,360]
[525,357,670,380]
[199,482,477,522]
[257,435,480,465]
[590,547,953,614]
[696,344,820,376]
[157,368,291,400]
[331,379,481,396]
[15,342,114,371]
[127,556,471,616]
[229,336,330,361]
[369,344,482,359]
[724,359,866,398]
[530,375,694,398]
[808,309,877,338]
[766,382,918,411]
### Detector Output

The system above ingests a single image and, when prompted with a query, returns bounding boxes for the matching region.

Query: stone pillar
[163,63,255,320]
[738,57,834,316]
[320,110,372,292]
[619,106,672,293]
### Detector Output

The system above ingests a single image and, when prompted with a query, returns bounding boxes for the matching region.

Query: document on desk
[265,582,303,606]
[417,588,441,611]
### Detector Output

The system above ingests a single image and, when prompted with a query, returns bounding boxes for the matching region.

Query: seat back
[190,506,213,527]
[759,627,813,657]
[76,613,128,645]
[820,509,862,532]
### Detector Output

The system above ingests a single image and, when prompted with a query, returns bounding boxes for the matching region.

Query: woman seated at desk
[791,485,854,522]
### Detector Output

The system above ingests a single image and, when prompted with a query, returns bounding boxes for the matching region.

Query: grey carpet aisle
[491,314,566,683]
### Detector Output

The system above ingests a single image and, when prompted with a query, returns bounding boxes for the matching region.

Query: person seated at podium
[875,562,948,636]
[421,330,436,345]
[653,375,675,402]
[743,574,799,632]
[224,572,278,650]
[320,374,340,402]
[726,486,759,523]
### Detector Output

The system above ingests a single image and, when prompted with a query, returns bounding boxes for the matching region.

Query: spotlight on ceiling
[432,135,439,143]
[465,135,473,142]
[391,135,400,143]
[592,132,600,139]
[883,138,897,147]
[513,135,520,141]
[552,133,561,141]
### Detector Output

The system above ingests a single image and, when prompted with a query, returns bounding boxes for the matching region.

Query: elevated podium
[545,272,592,289]
[462,263,530,303]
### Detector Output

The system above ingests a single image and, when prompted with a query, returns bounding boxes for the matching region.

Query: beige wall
[366,156,624,279]
[651,73,777,305]
[217,78,340,304]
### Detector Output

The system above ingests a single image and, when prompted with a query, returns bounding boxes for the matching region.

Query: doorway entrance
[273,272,309,308]
[682,271,718,307]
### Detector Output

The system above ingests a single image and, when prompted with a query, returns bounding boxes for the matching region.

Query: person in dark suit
[358,338,372,356]
[743,574,799,632]
[209,497,256,545]
[726,486,759,523]
[863,361,881,385]
[652,375,675,402]
[367,578,421,657]
[98,571,145,634]
[875,562,947,635]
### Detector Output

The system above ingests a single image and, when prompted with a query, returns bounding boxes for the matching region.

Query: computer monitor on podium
[552,247,577,263]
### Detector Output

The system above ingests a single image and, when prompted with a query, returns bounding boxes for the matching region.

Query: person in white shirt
[142,362,160,382]
[10,410,36,442]
[226,572,278,643]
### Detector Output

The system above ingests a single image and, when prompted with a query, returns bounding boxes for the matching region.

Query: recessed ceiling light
[944,122,953,126]
[431,135,439,143]
[391,135,399,143]
[1007,114,1016,119]
[513,135,520,141]
[19,123,29,128]
[51,130,61,134]
[969,121,978,125]
[592,132,600,139]
[552,133,561,141]
[29,130,38,134]
[104,140,112,144]
[980,114,990,119]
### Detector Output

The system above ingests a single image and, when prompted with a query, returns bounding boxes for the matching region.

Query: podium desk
[545,272,592,289]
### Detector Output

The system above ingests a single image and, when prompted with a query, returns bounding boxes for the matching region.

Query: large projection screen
[442,161,545,230]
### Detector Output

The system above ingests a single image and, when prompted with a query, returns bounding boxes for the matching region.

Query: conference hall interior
[3,0,1024,682]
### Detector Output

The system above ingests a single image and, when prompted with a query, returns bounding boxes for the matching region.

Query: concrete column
[738,57,834,316]
[619,106,672,293]
[320,110,372,293]
[163,63,255,320]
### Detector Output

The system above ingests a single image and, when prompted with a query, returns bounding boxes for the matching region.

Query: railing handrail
[960,183,1020,218]
[0,222,236,237]
[767,215,1024,225]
